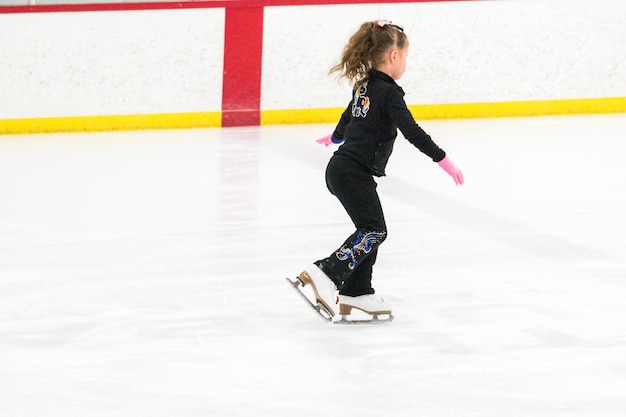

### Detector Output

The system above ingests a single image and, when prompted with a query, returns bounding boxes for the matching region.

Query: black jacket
[332,69,446,176]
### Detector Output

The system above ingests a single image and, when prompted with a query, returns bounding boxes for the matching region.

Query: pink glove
[438,156,464,185]
[315,134,342,147]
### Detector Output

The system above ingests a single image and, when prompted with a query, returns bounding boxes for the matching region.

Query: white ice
[1,115,625,416]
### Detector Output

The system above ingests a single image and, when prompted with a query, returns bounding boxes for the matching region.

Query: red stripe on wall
[221,6,264,127]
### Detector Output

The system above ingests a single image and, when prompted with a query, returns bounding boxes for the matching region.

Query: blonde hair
[330,20,406,86]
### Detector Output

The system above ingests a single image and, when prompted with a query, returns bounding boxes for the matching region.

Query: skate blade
[285,277,333,323]
[297,271,337,318]
[335,313,394,325]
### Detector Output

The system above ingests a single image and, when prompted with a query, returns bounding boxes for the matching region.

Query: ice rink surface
[1,114,625,416]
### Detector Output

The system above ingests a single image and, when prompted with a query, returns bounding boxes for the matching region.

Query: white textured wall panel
[1,1,625,120]
[262,0,626,110]
[0,8,225,118]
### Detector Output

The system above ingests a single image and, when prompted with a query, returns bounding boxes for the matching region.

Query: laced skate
[336,294,394,324]
[286,264,338,322]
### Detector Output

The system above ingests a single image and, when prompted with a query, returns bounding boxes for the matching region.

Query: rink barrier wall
[0,112,222,134]
[2,0,626,134]
[261,97,626,126]
[3,97,626,134]
[3,99,626,135]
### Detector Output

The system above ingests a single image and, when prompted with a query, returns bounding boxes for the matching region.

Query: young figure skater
[296,20,464,321]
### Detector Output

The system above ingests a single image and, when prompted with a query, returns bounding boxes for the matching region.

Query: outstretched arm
[315,134,344,147]
[438,155,464,185]
[388,91,464,185]
[315,101,351,146]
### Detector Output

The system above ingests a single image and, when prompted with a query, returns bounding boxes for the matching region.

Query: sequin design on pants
[335,231,386,270]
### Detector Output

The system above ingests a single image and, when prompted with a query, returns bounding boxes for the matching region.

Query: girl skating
[290,20,464,323]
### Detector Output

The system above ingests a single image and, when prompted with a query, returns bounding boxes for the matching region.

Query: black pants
[315,156,387,296]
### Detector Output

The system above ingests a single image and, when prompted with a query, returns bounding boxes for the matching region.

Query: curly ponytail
[329,21,406,87]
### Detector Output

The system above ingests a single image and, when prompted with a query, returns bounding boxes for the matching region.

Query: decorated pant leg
[319,158,388,290]
[316,229,387,288]
[340,247,378,296]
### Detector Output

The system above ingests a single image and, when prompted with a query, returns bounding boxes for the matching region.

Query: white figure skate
[286,264,338,322]
[337,294,394,324]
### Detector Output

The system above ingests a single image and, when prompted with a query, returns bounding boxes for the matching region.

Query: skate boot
[292,264,339,319]
[337,294,394,324]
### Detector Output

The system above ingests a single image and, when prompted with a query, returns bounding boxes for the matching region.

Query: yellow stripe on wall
[408,96,626,120]
[0,112,221,135]
[1,97,625,134]
[261,107,345,125]
[262,97,626,125]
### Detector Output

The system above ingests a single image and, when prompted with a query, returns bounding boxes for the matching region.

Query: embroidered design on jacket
[351,82,370,118]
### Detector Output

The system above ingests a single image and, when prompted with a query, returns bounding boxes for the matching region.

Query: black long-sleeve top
[332,69,446,177]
